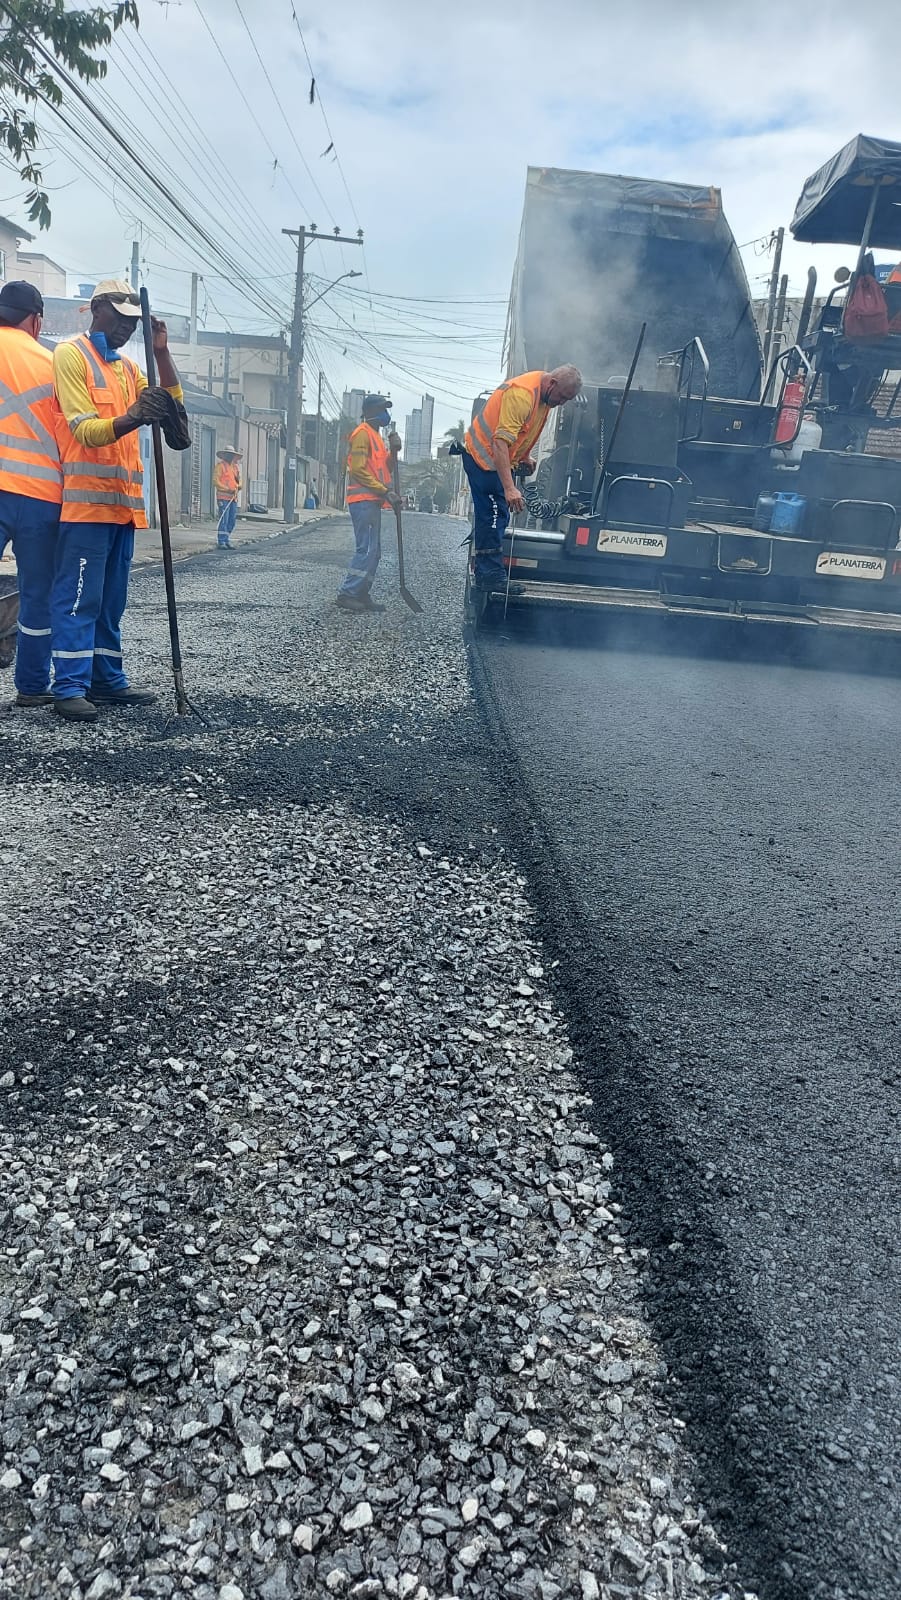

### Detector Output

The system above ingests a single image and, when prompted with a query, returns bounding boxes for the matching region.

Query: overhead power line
[285,5,375,320]
[4,15,289,324]
[89,66,287,295]
[287,3,361,234]
[230,0,336,225]
[190,0,313,220]
[115,27,295,281]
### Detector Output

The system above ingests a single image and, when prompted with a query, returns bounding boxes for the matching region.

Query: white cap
[91,279,142,318]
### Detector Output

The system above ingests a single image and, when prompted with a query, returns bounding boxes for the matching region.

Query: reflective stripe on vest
[54,336,147,527]
[464,372,548,471]
[0,330,62,504]
[61,487,146,510]
[346,422,391,503]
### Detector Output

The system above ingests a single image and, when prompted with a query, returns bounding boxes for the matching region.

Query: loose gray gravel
[0,518,754,1599]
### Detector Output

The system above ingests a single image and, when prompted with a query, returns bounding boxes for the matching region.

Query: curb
[131,511,344,573]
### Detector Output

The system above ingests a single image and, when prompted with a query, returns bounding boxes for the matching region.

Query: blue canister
[753,491,777,532]
[770,491,806,534]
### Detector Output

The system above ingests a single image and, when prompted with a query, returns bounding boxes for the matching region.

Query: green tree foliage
[0,0,138,227]
[399,454,461,498]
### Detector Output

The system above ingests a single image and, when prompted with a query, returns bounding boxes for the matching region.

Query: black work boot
[87,686,157,706]
[53,696,98,722]
[336,593,367,613]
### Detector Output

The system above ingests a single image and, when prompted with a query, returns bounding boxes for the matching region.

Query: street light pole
[282,224,364,523]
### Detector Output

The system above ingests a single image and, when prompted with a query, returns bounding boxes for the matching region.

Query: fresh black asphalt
[468,589,901,1600]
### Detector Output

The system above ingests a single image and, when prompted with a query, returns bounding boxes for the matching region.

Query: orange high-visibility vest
[346,422,391,504]
[53,335,147,528]
[464,371,549,471]
[214,461,240,501]
[0,327,62,505]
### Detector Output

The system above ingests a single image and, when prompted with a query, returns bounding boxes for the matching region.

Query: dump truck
[466,141,901,638]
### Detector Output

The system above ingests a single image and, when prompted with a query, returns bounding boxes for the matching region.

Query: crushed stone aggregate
[0,519,753,1599]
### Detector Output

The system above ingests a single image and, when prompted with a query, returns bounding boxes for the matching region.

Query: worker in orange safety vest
[0,280,63,709]
[49,278,183,723]
[337,392,401,614]
[214,448,242,548]
[462,366,582,589]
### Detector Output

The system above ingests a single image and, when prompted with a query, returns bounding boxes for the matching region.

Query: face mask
[368,409,391,429]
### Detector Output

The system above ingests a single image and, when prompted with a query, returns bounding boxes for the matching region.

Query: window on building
[0,249,7,279]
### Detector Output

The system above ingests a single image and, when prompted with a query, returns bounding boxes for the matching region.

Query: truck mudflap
[494,579,901,635]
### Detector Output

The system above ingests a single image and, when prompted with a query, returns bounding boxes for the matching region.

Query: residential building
[31,290,337,520]
[16,252,66,298]
[0,215,34,284]
[169,328,289,512]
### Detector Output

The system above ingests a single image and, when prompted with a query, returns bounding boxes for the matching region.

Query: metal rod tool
[592,321,647,513]
[390,444,423,613]
[139,287,196,717]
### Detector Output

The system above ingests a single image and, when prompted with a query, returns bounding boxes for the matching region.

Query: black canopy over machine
[791,134,901,251]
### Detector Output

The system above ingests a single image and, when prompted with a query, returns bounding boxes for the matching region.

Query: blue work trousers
[339,499,382,597]
[50,520,134,700]
[462,451,508,586]
[217,498,237,543]
[0,488,60,695]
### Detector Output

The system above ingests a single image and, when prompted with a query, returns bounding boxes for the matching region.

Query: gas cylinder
[774,376,807,444]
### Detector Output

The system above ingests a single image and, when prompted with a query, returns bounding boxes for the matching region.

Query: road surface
[467,563,901,1600]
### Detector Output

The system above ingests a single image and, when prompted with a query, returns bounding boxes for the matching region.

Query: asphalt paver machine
[471,136,901,637]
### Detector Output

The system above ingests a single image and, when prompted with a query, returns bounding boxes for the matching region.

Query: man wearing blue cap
[338,393,400,614]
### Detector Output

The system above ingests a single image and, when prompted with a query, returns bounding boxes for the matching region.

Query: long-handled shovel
[390,447,423,614]
[139,288,197,717]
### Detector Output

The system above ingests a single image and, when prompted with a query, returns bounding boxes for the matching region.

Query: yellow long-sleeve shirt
[494,384,549,450]
[53,338,184,448]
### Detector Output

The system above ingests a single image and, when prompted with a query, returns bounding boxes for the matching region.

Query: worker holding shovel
[337,392,401,614]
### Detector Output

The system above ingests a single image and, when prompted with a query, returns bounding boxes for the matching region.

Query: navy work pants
[217,498,237,543]
[339,499,382,597]
[462,451,508,586]
[50,520,134,701]
[0,488,60,695]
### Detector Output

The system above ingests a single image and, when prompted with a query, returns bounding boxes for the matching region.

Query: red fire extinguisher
[774,375,807,444]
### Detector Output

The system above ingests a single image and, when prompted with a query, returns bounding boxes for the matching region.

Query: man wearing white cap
[49,279,182,722]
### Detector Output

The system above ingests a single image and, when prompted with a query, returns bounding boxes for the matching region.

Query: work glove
[127,387,170,426]
[157,391,192,452]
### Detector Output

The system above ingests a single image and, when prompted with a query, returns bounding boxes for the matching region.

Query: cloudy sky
[20,0,901,437]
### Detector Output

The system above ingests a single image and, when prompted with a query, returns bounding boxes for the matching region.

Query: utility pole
[772,272,789,367]
[130,240,140,290]
[282,223,364,522]
[316,369,324,500]
[189,272,198,346]
[762,226,784,372]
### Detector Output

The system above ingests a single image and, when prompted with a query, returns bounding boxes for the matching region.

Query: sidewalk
[0,507,338,584]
